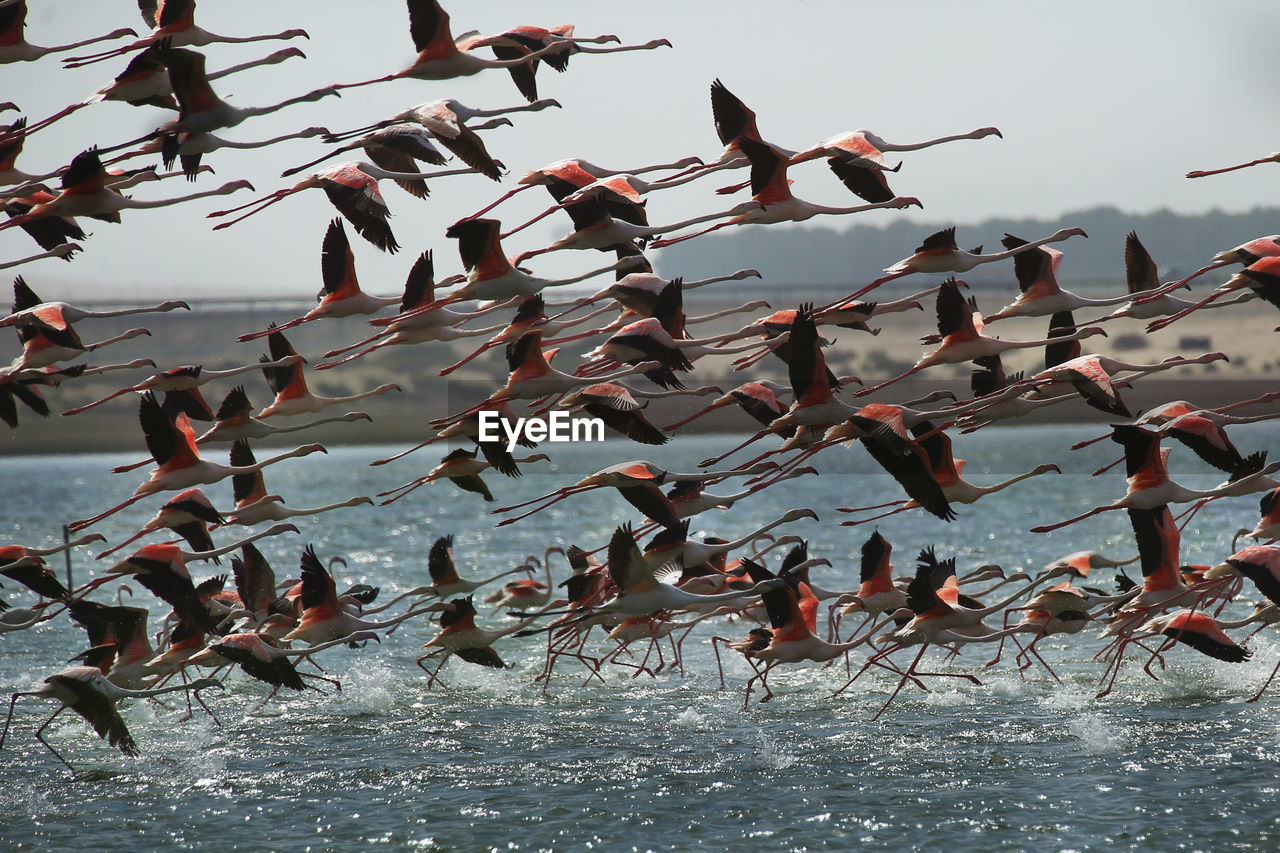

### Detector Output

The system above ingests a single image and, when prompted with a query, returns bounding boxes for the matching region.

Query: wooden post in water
[62,524,73,590]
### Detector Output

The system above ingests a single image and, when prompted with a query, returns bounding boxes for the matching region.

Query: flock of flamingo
[3,0,1280,776]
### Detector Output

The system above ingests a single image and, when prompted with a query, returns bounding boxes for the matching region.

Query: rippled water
[4,424,1280,851]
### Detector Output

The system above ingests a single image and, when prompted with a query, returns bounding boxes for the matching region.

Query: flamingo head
[1052,227,1089,241]
[971,127,1003,139]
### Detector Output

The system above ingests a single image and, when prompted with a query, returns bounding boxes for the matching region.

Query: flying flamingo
[1094,232,1254,323]
[68,394,326,530]
[982,234,1132,322]
[853,278,1107,397]
[327,0,577,92]
[468,25,671,102]
[467,155,704,219]
[236,220,406,342]
[646,137,921,251]
[434,293,615,376]
[281,123,453,198]
[837,422,1061,523]
[94,487,223,560]
[320,97,561,181]
[280,546,444,644]
[1187,150,1280,179]
[106,125,330,181]
[492,460,780,529]
[255,326,401,418]
[222,442,373,527]
[721,559,871,706]
[856,225,1088,297]
[1,275,188,331]
[1030,425,1280,533]
[0,243,80,269]
[417,596,558,686]
[61,0,307,67]
[60,352,301,416]
[1,665,221,775]
[186,630,378,705]
[1025,352,1228,419]
[0,149,253,235]
[20,45,307,137]
[1147,255,1280,333]
[783,126,1002,201]
[207,160,480,253]
[0,1,135,64]
[428,330,662,425]
[416,535,539,601]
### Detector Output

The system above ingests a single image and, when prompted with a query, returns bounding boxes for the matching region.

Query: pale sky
[6,0,1280,300]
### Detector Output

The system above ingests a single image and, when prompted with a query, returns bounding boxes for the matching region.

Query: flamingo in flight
[646,136,921,251]
[1094,231,1255,323]
[61,0,307,67]
[467,155,704,219]
[320,97,561,181]
[237,219,405,342]
[0,1,135,64]
[376,446,550,506]
[1,275,188,331]
[255,326,401,418]
[1187,150,1280,179]
[1031,425,1280,534]
[853,278,1107,398]
[467,25,671,102]
[1,665,221,776]
[68,393,326,530]
[20,44,307,137]
[856,225,1088,298]
[208,160,480,253]
[222,442,373,527]
[328,0,577,92]
[1147,255,1280,333]
[982,234,1131,322]
[0,149,252,235]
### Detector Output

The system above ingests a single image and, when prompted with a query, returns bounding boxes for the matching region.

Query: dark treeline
[652,205,1280,288]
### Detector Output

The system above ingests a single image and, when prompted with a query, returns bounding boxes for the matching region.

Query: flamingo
[1,666,221,775]
[853,278,1107,398]
[221,442,373,527]
[467,155,704,219]
[515,524,789,638]
[1030,426,1280,534]
[784,126,1001,201]
[982,234,1132,322]
[281,123,450,197]
[69,394,326,530]
[468,25,671,102]
[327,0,577,92]
[1148,254,1280,333]
[1242,488,1280,543]
[726,559,871,706]
[187,630,378,703]
[94,487,223,560]
[106,125,330,181]
[280,546,444,644]
[255,326,401,418]
[1187,150,1280,178]
[1,320,152,378]
[20,45,308,137]
[236,220,406,342]
[485,547,563,611]
[1,275,188,331]
[837,422,1060,523]
[435,293,615,376]
[1025,352,1228,419]
[1095,231,1254,323]
[646,137,921,251]
[858,225,1088,297]
[429,330,662,425]
[0,243,80,269]
[417,596,557,686]
[207,160,480,253]
[491,460,780,529]
[0,149,253,235]
[320,97,560,181]
[0,2,134,64]
[61,0,307,67]
[417,535,538,601]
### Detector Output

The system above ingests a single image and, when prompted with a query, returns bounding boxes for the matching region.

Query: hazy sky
[7,0,1280,300]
